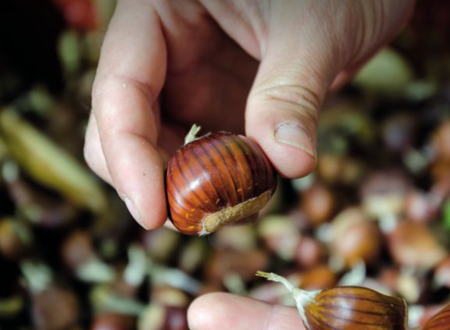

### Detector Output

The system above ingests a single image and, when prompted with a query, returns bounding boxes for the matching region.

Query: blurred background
[0,0,450,329]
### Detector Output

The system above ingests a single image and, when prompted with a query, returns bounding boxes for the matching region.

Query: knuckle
[255,82,321,126]
[91,74,153,112]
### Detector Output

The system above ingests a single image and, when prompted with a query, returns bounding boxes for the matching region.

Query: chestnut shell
[422,303,450,330]
[166,132,277,236]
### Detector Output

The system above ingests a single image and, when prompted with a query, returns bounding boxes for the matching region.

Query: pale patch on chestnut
[166,126,277,236]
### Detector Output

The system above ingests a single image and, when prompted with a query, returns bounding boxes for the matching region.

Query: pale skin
[84,0,416,328]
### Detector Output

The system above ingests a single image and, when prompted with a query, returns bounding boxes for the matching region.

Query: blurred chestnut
[141,227,180,262]
[360,169,411,220]
[143,285,190,330]
[288,265,338,291]
[138,303,188,330]
[332,220,383,268]
[178,238,207,274]
[293,235,324,269]
[434,255,450,288]
[404,190,440,224]
[0,217,27,260]
[257,215,300,261]
[61,230,96,270]
[150,286,189,308]
[380,113,417,153]
[430,174,450,203]
[61,230,115,284]
[329,207,382,269]
[432,120,450,161]
[397,271,431,304]
[387,220,447,271]
[31,284,80,330]
[205,248,268,284]
[300,183,335,227]
[166,131,277,236]
[360,169,412,198]
[212,224,257,252]
[4,170,77,228]
[91,313,134,330]
[378,267,401,294]
[316,153,366,186]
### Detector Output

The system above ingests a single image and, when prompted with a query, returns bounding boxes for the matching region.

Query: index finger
[91,0,167,229]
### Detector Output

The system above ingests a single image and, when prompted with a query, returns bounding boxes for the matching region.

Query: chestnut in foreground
[166,127,277,236]
[257,271,407,330]
[422,303,450,330]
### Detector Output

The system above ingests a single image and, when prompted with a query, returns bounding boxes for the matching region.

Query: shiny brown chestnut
[422,303,450,330]
[166,128,277,236]
[257,271,407,330]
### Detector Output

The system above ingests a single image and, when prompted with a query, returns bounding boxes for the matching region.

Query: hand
[84,0,414,229]
[84,0,415,327]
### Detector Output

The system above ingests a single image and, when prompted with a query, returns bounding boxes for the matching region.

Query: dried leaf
[0,110,107,213]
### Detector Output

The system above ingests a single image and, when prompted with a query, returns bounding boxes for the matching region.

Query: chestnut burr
[166,130,277,236]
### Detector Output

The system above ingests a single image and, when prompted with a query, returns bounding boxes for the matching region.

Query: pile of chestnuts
[2,1,450,329]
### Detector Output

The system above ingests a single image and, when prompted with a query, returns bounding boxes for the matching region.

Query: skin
[84,0,416,328]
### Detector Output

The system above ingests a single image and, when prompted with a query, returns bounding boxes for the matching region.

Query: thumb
[245,9,346,179]
[246,58,324,179]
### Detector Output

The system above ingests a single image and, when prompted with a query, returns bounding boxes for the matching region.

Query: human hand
[84,0,415,328]
[84,0,414,230]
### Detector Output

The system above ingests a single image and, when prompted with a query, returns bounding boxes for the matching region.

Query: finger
[188,293,304,330]
[90,0,167,229]
[244,3,358,179]
[84,113,113,186]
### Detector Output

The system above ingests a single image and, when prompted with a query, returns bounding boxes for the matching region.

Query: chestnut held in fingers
[257,271,407,330]
[166,126,277,236]
[422,303,450,330]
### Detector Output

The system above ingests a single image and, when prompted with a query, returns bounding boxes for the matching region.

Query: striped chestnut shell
[257,271,408,330]
[422,303,450,330]
[166,131,277,236]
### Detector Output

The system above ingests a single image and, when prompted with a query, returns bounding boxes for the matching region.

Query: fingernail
[122,195,146,229]
[275,123,315,158]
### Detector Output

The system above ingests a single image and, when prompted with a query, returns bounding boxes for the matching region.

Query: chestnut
[300,182,335,227]
[287,265,338,291]
[205,248,269,284]
[387,220,447,271]
[138,303,188,330]
[91,313,135,330]
[0,217,28,260]
[328,207,382,269]
[293,236,324,270]
[166,128,277,236]
[257,271,407,330]
[432,120,450,162]
[31,284,80,330]
[422,303,450,330]
[434,255,450,289]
